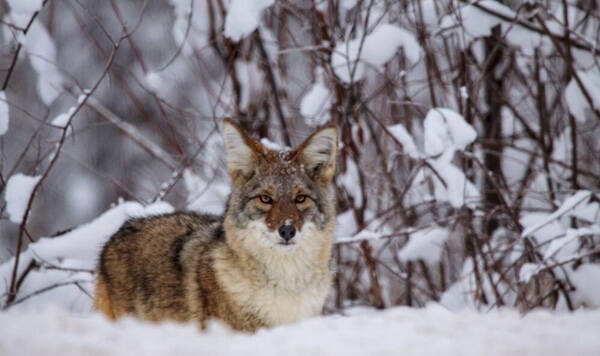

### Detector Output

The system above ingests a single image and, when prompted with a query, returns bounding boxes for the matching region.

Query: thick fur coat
[95,119,338,332]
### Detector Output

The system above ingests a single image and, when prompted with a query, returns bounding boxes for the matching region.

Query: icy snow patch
[4,173,41,224]
[224,0,274,41]
[397,227,448,264]
[0,91,8,135]
[332,24,421,83]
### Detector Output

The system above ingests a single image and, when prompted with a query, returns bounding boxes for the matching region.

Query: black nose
[278,225,296,241]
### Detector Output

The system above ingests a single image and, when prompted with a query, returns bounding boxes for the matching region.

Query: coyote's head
[222,119,337,259]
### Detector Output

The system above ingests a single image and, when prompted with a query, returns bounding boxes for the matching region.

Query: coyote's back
[95,212,223,322]
[95,119,338,332]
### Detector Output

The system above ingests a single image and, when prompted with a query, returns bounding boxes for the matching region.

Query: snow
[521,191,593,238]
[22,19,63,105]
[6,0,43,15]
[387,123,420,159]
[430,158,480,208]
[569,264,600,308]
[397,227,449,264]
[423,108,477,157]
[259,138,286,151]
[0,91,8,135]
[544,226,600,261]
[519,212,565,243]
[519,263,543,283]
[336,229,382,244]
[300,70,331,127]
[145,71,162,93]
[51,107,76,134]
[440,0,516,39]
[336,156,362,208]
[565,70,600,123]
[235,60,264,111]
[4,173,41,224]
[183,170,230,215]
[224,0,275,41]
[1,305,600,355]
[0,200,174,308]
[332,24,421,83]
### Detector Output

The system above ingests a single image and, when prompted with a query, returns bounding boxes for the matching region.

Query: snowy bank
[1,305,599,355]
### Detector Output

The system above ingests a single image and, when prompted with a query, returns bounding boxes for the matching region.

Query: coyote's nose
[278,225,296,242]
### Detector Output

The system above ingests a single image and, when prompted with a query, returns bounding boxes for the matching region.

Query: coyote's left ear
[295,125,338,184]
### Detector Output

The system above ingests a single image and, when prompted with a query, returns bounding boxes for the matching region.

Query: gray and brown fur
[95,119,338,332]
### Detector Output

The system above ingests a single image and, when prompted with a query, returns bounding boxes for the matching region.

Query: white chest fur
[213,247,331,327]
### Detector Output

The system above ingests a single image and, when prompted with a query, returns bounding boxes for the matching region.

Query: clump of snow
[22,20,63,105]
[406,0,440,28]
[336,156,362,208]
[7,0,43,15]
[4,173,41,224]
[519,212,565,244]
[5,0,43,28]
[387,123,420,159]
[332,24,421,83]
[568,200,600,223]
[440,0,515,39]
[2,304,600,355]
[428,150,480,209]
[569,264,600,308]
[423,108,477,157]
[51,107,76,135]
[397,227,449,264]
[145,71,162,93]
[565,70,600,123]
[519,263,543,283]
[0,200,174,308]
[0,91,9,135]
[235,60,264,111]
[259,138,286,151]
[300,68,331,127]
[521,191,592,238]
[544,226,600,261]
[169,0,212,55]
[224,0,275,41]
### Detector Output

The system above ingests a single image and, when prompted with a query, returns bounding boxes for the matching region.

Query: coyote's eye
[259,195,273,204]
[295,195,308,204]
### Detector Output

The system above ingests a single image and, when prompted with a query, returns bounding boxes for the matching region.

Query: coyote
[94,119,338,332]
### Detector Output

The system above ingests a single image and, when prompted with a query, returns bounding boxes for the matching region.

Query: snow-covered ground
[1,305,599,355]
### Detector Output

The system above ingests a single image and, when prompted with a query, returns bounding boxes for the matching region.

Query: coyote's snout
[94,119,338,332]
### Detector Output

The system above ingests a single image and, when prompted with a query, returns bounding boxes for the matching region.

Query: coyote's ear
[223,119,265,179]
[295,125,338,184]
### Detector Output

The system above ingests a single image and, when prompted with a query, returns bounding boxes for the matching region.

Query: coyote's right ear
[223,119,265,179]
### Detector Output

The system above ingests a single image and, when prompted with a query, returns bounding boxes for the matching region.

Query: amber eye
[259,195,273,204]
[295,195,308,204]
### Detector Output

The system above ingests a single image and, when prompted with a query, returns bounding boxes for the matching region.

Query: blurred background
[1,0,599,312]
